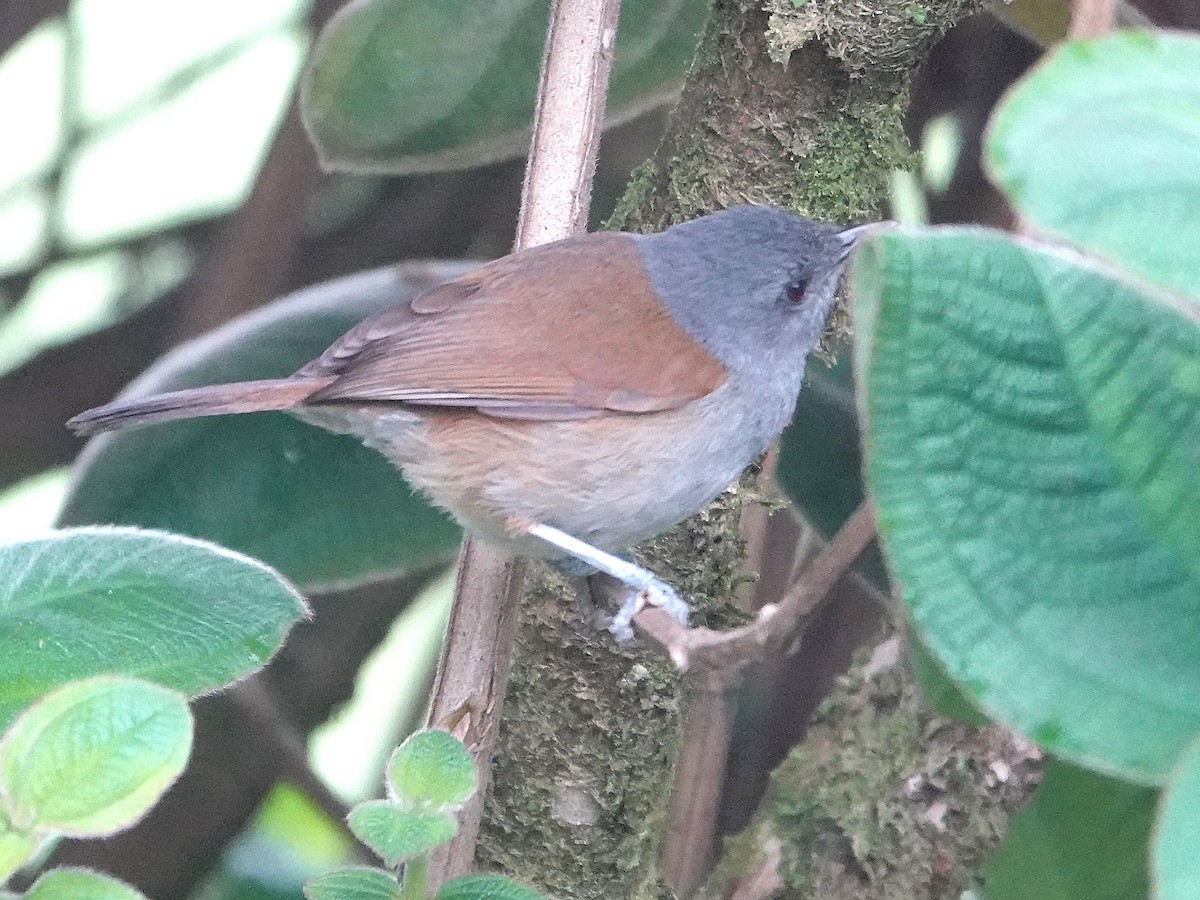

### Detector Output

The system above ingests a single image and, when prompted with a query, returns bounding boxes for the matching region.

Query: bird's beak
[836,220,897,262]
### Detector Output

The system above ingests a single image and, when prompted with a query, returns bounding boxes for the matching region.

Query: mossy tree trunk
[475,1,997,897]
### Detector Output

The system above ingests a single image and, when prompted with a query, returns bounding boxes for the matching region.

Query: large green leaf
[301,0,708,173]
[854,228,1200,782]
[0,677,191,836]
[0,528,304,726]
[59,264,468,590]
[776,352,864,538]
[984,759,1156,900]
[986,30,1200,301]
[1154,735,1200,899]
[906,633,990,728]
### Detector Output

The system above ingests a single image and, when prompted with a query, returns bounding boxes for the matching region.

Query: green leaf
[776,352,864,538]
[0,677,191,836]
[775,351,887,589]
[387,730,476,808]
[436,874,544,900]
[0,828,37,882]
[854,228,1200,782]
[984,760,1155,900]
[1153,734,1200,899]
[301,0,708,173]
[24,868,149,900]
[254,782,353,869]
[59,265,467,591]
[986,30,1200,301]
[0,527,305,727]
[906,633,990,727]
[305,867,402,900]
[348,801,456,867]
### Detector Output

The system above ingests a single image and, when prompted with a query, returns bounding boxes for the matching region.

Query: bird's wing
[297,233,727,420]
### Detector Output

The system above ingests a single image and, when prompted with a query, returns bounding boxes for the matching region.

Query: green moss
[700,640,1042,899]
[476,563,683,898]
[763,0,978,77]
[477,480,754,897]
[607,0,976,234]
[638,475,756,631]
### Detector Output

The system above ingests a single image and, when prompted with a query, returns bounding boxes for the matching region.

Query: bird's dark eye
[783,273,810,304]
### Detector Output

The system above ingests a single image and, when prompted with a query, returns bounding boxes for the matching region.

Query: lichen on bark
[701,637,1043,900]
[610,0,980,234]
[477,568,686,899]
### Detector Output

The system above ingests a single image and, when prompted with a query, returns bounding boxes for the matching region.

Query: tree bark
[699,634,1043,900]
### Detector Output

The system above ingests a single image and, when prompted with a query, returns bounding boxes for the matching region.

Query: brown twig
[736,450,797,611]
[663,458,798,897]
[649,502,876,897]
[228,680,354,832]
[661,686,734,897]
[635,501,878,679]
[1068,0,1119,37]
[424,545,526,881]
[423,0,621,888]
[515,0,618,244]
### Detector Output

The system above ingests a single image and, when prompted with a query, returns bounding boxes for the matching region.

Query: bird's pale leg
[523,522,690,642]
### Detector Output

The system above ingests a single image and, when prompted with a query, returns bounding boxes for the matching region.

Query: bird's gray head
[634,205,865,377]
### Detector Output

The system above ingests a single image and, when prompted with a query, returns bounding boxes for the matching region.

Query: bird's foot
[606,575,689,644]
[525,522,690,643]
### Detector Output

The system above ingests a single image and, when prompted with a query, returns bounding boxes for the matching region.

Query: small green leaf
[986,31,1200,301]
[24,868,149,900]
[0,677,192,836]
[1153,735,1200,899]
[855,228,1200,781]
[436,874,544,900]
[387,730,476,808]
[985,760,1155,900]
[0,527,306,727]
[348,801,456,867]
[302,0,708,174]
[0,827,37,882]
[60,265,466,591]
[305,866,402,900]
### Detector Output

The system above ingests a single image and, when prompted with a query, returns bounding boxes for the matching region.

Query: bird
[69,204,875,639]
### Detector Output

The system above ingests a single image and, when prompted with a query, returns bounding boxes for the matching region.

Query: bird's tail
[67,377,333,437]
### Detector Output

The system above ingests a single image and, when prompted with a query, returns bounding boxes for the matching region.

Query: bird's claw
[607,578,690,644]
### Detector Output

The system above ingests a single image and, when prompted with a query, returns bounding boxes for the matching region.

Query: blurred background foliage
[1,0,1198,896]
[0,0,306,370]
